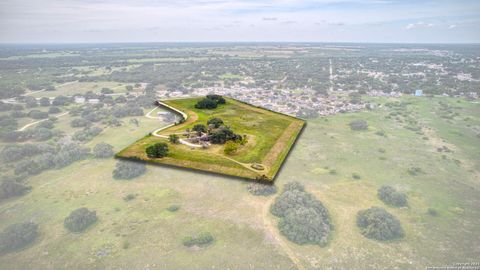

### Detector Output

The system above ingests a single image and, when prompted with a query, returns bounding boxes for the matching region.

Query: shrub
[38,120,54,129]
[352,173,361,180]
[146,142,169,158]
[356,207,404,241]
[377,186,407,207]
[207,117,224,128]
[71,118,90,128]
[167,205,180,212]
[206,94,226,104]
[0,222,38,254]
[113,160,146,180]
[427,208,439,216]
[169,134,179,144]
[48,107,61,114]
[247,183,277,196]
[0,180,31,200]
[270,182,332,246]
[93,143,114,158]
[194,98,218,109]
[192,124,207,134]
[182,232,214,247]
[123,193,137,201]
[28,110,49,120]
[223,141,238,155]
[349,120,368,131]
[407,167,423,176]
[64,208,97,232]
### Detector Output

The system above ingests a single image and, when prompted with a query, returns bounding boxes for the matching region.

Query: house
[88,98,100,104]
[415,89,423,96]
[74,96,85,104]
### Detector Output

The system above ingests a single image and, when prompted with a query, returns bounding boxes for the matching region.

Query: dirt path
[262,196,305,270]
[17,111,69,131]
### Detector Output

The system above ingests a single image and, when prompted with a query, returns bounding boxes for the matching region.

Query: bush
[207,117,224,128]
[0,222,38,254]
[48,107,61,114]
[71,118,91,128]
[39,97,50,106]
[192,124,207,134]
[352,173,361,180]
[349,120,368,131]
[182,232,214,247]
[113,160,146,180]
[206,94,226,104]
[38,120,54,129]
[356,207,404,241]
[123,193,137,201]
[223,141,238,155]
[377,186,407,207]
[64,208,97,232]
[407,167,423,176]
[93,143,114,158]
[247,183,277,196]
[169,134,179,144]
[28,110,49,120]
[195,98,219,109]
[167,205,180,212]
[0,180,31,200]
[270,182,332,246]
[146,142,169,158]
[427,208,439,216]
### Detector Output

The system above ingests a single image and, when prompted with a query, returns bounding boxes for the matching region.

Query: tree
[377,186,407,207]
[169,134,179,144]
[125,85,133,91]
[37,120,54,129]
[27,110,48,120]
[209,126,241,144]
[146,142,169,158]
[48,107,61,114]
[182,232,214,247]
[0,180,31,200]
[24,96,38,108]
[206,94,226,104]
[356,207,404,241]
[39,97,50,106]
[207,117,224,128]
[247,182,277,196]
[223,141,238,155]
[0,222,38,254]
[194,98,218,109]
[113,160,147,180]
[270,182,332,246]
[101,88,113,94]
[93,142,114,158]
[64,208,97,233]
[349,120,368,131]
[192,124,207,134]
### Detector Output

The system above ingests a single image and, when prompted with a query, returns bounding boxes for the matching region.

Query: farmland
[117,97,305,181]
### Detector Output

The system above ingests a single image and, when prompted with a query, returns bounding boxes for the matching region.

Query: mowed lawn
[117,97,305,181]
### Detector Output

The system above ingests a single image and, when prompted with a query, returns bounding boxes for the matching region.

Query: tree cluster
[349,120,368,131]
[194,94,226,109]
[182,232,214,247]
[356,207,404,241]
[64,208,97,233]
[246,182,277,196]
[93,142,114,158]
[113,160,147,180]
[0,222,38,254]
[377,186,407,207]
[146,142,169,158]
[270,182,332,246]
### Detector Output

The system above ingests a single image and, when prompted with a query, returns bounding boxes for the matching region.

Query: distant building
[74,96,85,104]
[88,98,100,104]
[415,89,423,96]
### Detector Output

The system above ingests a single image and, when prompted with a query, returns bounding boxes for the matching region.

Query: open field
[1,96,478,269]
[117,97,305,181]
[29,81,133,98]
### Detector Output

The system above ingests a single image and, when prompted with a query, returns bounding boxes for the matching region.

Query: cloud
[448,24,457,29]
[262,17,278,21]
[405,21,435,30]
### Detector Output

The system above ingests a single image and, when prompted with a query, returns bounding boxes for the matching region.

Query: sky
[0,0,479,43]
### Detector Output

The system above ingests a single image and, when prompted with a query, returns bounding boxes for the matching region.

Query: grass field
[29,81,133,98]
[1,96,479,269]
[117,97,305,181]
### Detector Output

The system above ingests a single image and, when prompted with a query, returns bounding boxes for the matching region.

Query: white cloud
[405,21,435,30]
[449,24,457,29]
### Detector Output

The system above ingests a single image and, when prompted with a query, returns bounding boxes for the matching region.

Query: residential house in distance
[415,89,423,96]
